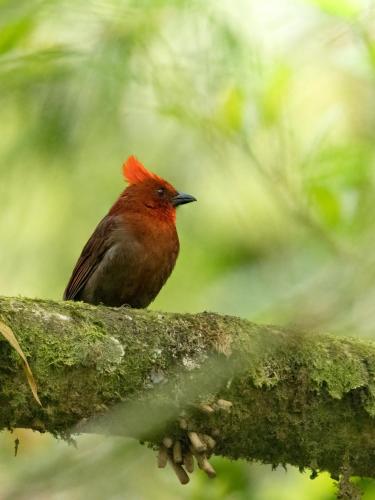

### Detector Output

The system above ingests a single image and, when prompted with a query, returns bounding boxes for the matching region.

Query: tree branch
[0,296,374,479]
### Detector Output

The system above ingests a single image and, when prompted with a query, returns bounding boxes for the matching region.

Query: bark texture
[0,296,374,479]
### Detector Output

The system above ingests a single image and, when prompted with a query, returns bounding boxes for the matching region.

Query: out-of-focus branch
[0,296,374,480]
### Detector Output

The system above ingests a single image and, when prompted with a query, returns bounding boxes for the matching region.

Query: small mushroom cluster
[157,399,232,484]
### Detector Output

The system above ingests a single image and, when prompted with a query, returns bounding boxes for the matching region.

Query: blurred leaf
[0,320,41,406]
[260,63,292,126]
[0,48,78,93]
[359,28,375,71]
[0,16,35,55]
[308,185,341,227]
[305,0,361,19]
[216,85,245,132]
[304,145,371,199]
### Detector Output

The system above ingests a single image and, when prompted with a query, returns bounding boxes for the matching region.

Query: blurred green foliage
[1,0,375,497]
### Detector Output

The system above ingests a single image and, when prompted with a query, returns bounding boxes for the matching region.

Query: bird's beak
[172,192,197,207]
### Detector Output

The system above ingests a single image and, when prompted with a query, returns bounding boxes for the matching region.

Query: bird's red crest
[122,156,162,185]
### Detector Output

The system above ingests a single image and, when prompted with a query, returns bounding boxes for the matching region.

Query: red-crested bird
[63,156,196,308]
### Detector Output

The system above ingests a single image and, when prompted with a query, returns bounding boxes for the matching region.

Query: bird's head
[121,156,196,221]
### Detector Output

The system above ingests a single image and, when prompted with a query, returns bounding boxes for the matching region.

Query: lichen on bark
[0,296,374,482]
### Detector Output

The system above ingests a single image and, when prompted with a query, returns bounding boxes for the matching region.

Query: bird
[63,156,196,308]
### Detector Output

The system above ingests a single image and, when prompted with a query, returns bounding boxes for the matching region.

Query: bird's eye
[157,188,165,198]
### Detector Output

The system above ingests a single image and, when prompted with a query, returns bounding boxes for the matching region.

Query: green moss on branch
[0,296,374,479]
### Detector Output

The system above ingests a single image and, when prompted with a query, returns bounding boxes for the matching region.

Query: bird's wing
[63,215,118,300]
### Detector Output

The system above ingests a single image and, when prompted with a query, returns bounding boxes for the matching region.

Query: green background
[1,0,375,497]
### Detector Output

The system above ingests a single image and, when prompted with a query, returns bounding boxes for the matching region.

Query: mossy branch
[0,296,375,481]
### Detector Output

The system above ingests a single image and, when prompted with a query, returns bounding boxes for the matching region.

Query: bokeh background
[1,0,375,498]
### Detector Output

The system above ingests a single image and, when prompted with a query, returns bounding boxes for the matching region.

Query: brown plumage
[63,156,196,308]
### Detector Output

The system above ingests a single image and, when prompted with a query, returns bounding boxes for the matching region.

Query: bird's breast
[131,223,179,303]
[119,222,179,307]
